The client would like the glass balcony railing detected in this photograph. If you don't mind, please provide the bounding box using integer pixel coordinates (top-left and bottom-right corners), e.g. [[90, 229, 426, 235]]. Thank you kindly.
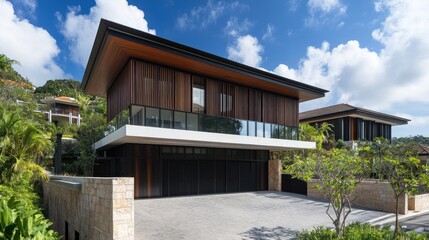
[[105, 105, 299, 140]]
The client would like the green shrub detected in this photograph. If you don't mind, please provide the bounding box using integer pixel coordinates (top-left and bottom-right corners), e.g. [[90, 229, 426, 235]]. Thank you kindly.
[[296, 222, 429, 240], [0, 197, 60, 240]]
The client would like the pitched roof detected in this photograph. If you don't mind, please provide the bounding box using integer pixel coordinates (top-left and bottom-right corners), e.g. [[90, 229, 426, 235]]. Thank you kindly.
[[415, 143, 429, 155], [299, 103, 410, 126], [81, 19, 328, 102]]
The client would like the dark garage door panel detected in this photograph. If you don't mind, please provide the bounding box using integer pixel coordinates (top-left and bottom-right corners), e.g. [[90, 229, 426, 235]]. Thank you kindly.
[[162, 159, 266, 197]]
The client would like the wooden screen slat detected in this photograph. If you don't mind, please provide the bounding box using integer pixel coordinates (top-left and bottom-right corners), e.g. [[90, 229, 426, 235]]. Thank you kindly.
[[135, 61, 159, 107], [159, 66, 174, 109], [276, 95, 286, 125], [206, 79, 221, 116], [249, 89, 262, 122], [221, 83, 235, 118], [234, 85, 249, 119], [107, 61, 132, 121], [174, 70, 191, 112], [284, 98, 299, 126], [262, 92, 277, 124]]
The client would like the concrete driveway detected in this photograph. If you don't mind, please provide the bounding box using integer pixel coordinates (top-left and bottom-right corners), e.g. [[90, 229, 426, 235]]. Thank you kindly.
[[135, 191, 390, 240]]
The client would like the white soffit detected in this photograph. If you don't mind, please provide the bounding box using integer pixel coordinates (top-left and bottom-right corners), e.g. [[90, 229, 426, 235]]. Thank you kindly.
[[95, 125, 315, 151]]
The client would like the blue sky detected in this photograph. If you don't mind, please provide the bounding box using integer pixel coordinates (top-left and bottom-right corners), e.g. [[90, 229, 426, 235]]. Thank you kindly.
[[0, 0, 428, 138]]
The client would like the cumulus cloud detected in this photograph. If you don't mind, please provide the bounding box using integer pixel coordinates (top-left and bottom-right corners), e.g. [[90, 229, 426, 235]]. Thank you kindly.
[[306, 0, 347, 26], [60, 0, 155, 67], [11, 0, 37, 17], [227, 35, 263, 68], [273, 0, 429, 135], [177, 1, 245, 30], [0, 0, 65, 86]]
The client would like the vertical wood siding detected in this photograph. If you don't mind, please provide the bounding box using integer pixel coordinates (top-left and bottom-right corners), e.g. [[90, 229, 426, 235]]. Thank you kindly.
[[174, 71, 192, 112], [107, 61, 132, 122], [107, 59, 299, 126]]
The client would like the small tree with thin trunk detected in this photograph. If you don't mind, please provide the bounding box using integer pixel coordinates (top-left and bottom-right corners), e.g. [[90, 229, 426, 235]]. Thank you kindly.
[[285, 124, 370, 238], [370, 140, 429, 239]]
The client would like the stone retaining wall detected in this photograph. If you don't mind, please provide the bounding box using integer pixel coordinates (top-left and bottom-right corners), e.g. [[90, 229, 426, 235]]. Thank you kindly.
[[43, 176, 134, 240], [409, 193, 429, 211], [307, 180, 408, 214]]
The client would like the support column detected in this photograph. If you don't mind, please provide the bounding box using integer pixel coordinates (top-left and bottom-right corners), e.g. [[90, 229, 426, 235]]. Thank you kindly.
[[69, 112, 72, 125], [268, 158, 282, 192]]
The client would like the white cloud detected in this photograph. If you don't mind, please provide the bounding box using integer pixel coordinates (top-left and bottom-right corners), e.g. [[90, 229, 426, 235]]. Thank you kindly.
[[0, 0, 65, 86], [227, 35, 263, 68], [308, 0, 346, 14], [11, 0, 37, 17], [262, 24, 275, 40], [177, 1, 244, 30], [224, 17, 252, 37], [60, 0, 156, 67], [273, 0, 429, 136], [306, 0, 347, 26]]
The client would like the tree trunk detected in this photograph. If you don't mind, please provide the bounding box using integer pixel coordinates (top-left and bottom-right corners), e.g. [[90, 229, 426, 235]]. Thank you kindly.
[[394, 196, 399, 240]]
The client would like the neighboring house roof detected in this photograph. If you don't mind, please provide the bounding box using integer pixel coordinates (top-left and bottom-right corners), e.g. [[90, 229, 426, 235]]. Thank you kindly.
[[299, 103, 410, 126], [41, 96, 80, 107], [415, 143, 429, 156], [82, 19, 328, 102]]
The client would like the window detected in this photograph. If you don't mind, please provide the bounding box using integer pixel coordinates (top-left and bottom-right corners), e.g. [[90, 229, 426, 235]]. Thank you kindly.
[[192, 77, 205, 114], [220, 93, 233, 113]]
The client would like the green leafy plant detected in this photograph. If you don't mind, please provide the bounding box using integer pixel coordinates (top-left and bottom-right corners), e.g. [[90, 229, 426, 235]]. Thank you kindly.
[[0, 197, 59, 240], [296, 222, 428, 240]]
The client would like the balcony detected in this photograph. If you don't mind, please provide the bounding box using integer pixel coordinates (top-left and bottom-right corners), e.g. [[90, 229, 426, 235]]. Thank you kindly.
[[106, 105, 299, 141]]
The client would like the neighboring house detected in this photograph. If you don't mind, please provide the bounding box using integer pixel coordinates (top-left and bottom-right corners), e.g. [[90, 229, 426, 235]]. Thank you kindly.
[[299, 104, 409, 141], [414, 143, 429, 166], [81, 19, 327, 198], [40, 96, 81, 127]]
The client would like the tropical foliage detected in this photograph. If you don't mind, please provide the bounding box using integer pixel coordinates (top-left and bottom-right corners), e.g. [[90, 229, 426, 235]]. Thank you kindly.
[[0, 197, 59, 240], [392, 135, 429, 146], [297, 222, 428, 240], [34, 79, 82, 99]]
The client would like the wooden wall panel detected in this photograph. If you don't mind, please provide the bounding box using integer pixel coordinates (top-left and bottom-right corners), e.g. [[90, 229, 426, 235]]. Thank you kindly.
[[107, 61, 132, 121], [234, 85, 249, 119], [221, 83, 235, 118], [174, 71, 191, 112], [135, 61, 159, 107], [206, 79, 221, 116], [159, 66, 174, 109], [276, 96, 286, 126], [284, 98, 298, 127], [249, 89, 262, 122], [262, 92, 277, 124]]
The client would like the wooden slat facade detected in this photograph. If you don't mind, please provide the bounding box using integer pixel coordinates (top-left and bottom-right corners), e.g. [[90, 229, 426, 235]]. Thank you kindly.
[[108, 59, 300, 126], [107, 62, 132, 121]]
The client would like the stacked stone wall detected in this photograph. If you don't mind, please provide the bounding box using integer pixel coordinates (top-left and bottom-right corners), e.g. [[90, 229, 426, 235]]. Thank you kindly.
[[43, 176, 134, 240], [409, 193, 429, 211], [307, 180, 408, 214]]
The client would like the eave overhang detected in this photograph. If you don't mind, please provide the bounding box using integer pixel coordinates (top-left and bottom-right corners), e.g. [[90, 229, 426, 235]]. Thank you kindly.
[[300, 109, 410, 126], [94, 125, 316, 151], [82, 19, 327, 102]]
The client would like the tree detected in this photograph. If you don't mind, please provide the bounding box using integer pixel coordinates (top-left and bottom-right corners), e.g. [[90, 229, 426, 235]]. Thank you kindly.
[[363, 139, 429, 239], [0, 54, 30, 84], [286, 147, 369, 238], [0, 107, 52, 185], [34, 79, 82, 99], [63, 94, 106, 175], [284, 123, 371, 238]]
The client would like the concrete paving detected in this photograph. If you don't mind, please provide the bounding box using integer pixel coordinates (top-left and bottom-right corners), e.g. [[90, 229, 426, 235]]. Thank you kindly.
[[134, 191, 390, 240]]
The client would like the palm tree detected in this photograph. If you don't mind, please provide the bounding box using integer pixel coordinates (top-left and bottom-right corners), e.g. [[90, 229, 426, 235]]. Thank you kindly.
[[0, 107, 52, 184]]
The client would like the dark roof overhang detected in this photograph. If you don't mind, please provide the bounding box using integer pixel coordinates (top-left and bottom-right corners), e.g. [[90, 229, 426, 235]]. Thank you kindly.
[[81, 19, 327, 102], [299, 104, 410, 126]]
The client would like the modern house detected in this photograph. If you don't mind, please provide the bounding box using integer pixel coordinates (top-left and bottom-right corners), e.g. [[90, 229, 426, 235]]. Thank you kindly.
[[40, 96, 81, 127], [82, 19, 327, 198], [299, 103, 409, 141]]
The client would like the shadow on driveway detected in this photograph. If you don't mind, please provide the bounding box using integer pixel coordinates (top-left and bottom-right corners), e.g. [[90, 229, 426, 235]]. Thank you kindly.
[[241, 226, 299, 240]]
